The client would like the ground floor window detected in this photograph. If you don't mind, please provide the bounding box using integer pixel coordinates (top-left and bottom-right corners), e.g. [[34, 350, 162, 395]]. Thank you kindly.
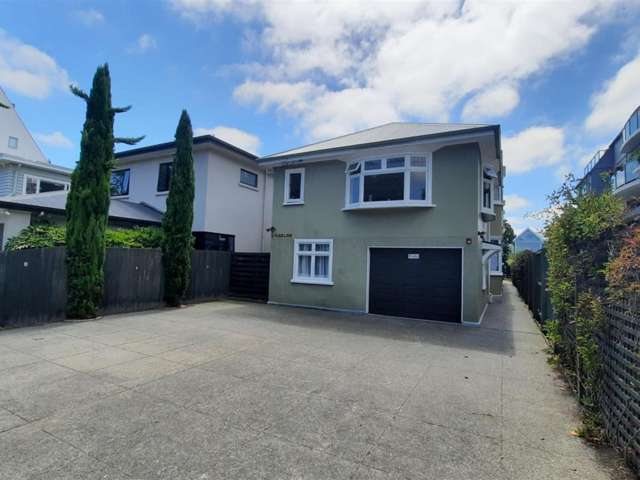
[[292, 239, 333, 285], [489, 250, 502, 274]]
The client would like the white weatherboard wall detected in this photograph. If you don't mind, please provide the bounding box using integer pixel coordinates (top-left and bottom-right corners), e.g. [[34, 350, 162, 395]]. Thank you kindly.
[[114, 146, 272, 252]]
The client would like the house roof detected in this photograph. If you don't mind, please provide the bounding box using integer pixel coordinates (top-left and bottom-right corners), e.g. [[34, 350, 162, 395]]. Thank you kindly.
[[259, 122, 500, 162], [115, 135, 258, 162], [0, 153, 73, 175], [515, 227, 545, 242], [0, 191, 163, 225]]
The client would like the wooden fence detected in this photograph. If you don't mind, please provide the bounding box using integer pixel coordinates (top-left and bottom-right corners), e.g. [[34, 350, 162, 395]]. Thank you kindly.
[[229, 252, 270, 301], [0, 247, 231, 327], [513, 250, 640, 473]]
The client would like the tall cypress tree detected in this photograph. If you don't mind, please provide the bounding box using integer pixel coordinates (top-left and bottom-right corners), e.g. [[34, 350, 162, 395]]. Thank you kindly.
[[66, 64, 142, 318], [162, 110, 195, 306]]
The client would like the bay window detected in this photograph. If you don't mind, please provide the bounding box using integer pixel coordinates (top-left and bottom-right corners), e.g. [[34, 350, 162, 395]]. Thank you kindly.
[[345, 154, 431, 208], [292, 239, 333, 285]]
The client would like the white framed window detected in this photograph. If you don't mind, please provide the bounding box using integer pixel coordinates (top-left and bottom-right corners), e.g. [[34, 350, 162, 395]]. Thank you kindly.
[[284, 168, 304, 205], [8, 136, 18, 149], [110, 169, 130, 197], [23, 175, 70, 195], [240, 168, 259, 189], [482, 178, 493, 212], [344, 153, 432, 209], [292, 239, 333, 285], [489, 250, 503, 275]]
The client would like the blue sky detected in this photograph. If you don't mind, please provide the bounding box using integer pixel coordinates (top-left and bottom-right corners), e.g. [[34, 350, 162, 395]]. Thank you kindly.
[[3, 0, 640, 233]]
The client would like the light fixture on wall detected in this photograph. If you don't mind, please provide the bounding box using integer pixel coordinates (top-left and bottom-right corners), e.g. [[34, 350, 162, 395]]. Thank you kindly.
[[466, 238, 472, 245]]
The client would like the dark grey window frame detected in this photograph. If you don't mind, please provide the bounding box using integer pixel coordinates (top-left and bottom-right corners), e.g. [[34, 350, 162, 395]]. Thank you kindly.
[[240, 168, 259, 189], [157, 162, 173, 193]]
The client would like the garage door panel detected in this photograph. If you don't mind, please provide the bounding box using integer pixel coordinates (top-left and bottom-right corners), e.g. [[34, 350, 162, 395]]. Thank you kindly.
[[369, 248, 462, 323]]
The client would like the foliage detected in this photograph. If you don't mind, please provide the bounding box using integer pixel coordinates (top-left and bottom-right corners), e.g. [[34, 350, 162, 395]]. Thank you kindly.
[[544, 175, 624, 319], [502, 219, 516, 275], [606, 226, 640, 305], [162, 110, 195, 306], [65, 64, 142, 318], [5, 225, 163, 251], [510, 250, 534, 296], [4, 225, 66, 251], [575, 292, 605, 409]]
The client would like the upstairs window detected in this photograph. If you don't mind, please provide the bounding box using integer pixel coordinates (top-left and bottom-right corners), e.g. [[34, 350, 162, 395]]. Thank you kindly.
[[8, 136, 18, 149], [345, 154, 431, 208], [292, 239, 333, 285], [240, 168, 258, 189], [24, 176, 69, 195], [284, 168, 304, 204], [110, 169, 130, 197], [482, 179, 492, 210], [157, 162, 173, 193]]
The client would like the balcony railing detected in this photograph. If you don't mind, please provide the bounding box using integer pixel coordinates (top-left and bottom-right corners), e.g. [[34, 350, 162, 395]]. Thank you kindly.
[[583, 149, 606, 177], [622, 106, 640, 154]]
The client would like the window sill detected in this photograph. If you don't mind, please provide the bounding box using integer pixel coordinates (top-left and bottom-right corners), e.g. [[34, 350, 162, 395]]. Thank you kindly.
[[283, 200, 304, 206], [493, 201, 505, 206], [490, 272, 504, 277], [290, 278, 334, 286], [343, 202, 435, 211], [239, 182, 259, 192], [156, 191, 169, 196], [111, 195, 130, 200]]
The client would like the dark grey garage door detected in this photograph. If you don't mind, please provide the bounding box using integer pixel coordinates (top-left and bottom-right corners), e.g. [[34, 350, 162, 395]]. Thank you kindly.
[[369, 248, 462, 323]]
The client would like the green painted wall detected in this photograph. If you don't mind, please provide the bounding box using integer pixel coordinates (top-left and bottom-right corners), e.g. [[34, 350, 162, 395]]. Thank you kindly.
[[268, 142, 487, 323]]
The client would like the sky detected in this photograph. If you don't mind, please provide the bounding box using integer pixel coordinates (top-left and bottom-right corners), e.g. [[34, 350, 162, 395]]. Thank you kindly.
[[3, 0, 640, 233]]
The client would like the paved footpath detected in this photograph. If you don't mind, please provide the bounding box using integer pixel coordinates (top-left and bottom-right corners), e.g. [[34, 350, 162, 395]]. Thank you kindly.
[[0, 281, 633, 479]]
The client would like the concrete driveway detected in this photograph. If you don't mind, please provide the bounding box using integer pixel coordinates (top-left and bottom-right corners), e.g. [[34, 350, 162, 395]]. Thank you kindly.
[[0, 283, 630, 479]]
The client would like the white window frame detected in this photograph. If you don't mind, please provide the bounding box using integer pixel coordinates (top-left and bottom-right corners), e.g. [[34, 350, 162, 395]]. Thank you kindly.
[[482, 177, 494, 213], [110, 168, 131, 198], [343, 153, 433, 210], [489, 249, 503, 275], [284, 168, 305, 205], [23, 175, 70, 195], [239, 168, 259, 190], [291, 238, 334, 285]]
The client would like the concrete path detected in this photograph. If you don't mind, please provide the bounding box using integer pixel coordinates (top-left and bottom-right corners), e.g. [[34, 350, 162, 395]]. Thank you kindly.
[[0, 282, 631, 479]]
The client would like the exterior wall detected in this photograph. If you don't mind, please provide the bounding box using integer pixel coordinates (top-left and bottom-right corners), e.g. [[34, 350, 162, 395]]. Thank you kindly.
[[0, 167, 15, 196], [490, 275, 503, 296], [0, 89, 48, 165], [115, 148, 270, 252], [268, 142, 486, 323], [0, 210, 31, 250]]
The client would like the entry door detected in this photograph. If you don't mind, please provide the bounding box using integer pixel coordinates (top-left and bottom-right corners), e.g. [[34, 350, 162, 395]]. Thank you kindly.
[[369, 248, 462, 323]]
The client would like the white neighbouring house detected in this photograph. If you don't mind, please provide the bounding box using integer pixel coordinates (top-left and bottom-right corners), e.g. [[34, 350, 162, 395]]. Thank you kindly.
[[110, 135, 273, 252], [0, 87, 73, 249]]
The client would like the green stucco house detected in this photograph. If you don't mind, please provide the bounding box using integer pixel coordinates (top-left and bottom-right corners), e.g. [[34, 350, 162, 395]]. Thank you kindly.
[[258, 123, 505, 325]]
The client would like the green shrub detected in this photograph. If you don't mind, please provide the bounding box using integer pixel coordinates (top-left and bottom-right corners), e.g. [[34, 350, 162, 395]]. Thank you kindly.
[[5, 225, 163, 252]]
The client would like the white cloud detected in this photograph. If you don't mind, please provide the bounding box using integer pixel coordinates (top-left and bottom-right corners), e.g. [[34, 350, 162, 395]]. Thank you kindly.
[[585, 51, 640, 133], [503, 126, 566, 174], [462, 84, 520, 121], [0, 30, 71, 99], [194, 125, 261, 154], [173, 0, 620, 140], [504, 194, 531, 212], [34, 131, 73, 149], [128, 34, 157, 54], [74, 9, 105, 27]]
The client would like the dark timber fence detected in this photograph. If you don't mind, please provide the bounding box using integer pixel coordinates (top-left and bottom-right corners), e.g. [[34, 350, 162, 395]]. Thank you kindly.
[[229, 252, 270, 301], [0, 247, 231, 328], [513, 250, 640, 473]]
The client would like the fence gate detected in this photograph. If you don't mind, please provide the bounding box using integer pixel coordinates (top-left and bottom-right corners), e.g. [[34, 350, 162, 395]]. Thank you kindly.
[[229, 253, 270, 301]]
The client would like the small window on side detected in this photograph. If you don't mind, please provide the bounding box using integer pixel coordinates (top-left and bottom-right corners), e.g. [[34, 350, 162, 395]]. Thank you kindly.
[[157, 162, 173, 193], [284, 168, 304, 204], [240, 168, 259, 188], [8, 136, 18, 149]]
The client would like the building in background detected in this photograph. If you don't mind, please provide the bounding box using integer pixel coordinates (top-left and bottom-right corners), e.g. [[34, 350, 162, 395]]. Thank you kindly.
[[0, 87, 72, 197], [579, 105, 640, 218], [513, 228, 545, 254]]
